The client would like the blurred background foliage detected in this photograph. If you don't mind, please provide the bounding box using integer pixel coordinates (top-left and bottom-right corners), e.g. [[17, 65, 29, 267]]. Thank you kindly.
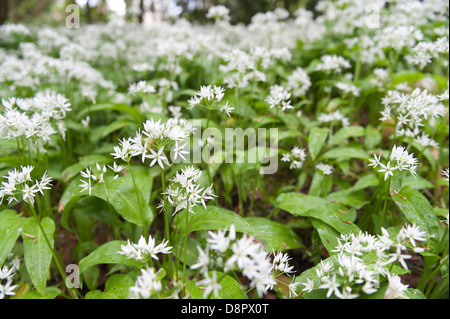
[[0, 0, 319, 26]]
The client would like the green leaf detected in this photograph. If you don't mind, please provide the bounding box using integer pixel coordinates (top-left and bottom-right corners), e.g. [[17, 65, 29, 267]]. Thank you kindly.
[[365, 125, 382, 150], [308, 127, 329, 160], [60, 173, 154, 229], [85, 274, 134, 299], [393, 186, 440, 249], [173, 206, 254, 237], [77, 103, 143, 123], [22, 217, 55, 296], [276, 193, 360, 235], [0, 210, 26, 267], [310, 219, 340, 254], [19, 286, 61, 299], [190, 272, 248, 299], [329, 126, 365, 146], [78, 241, 143, 278], [245, 217, 305, 251], [321, 147, 370, 160]]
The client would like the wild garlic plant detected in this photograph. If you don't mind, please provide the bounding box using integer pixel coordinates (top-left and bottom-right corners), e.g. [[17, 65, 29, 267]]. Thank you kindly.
[[188, 85, 234, 127], [0, 91, 71, 166], [296, 224, 427, 299], [118, 234, 172, 299], [191, 225, 296, 299]]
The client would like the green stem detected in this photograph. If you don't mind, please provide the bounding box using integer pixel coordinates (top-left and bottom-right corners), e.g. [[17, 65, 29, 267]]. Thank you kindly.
[[206, 108, 212, 129], [103, 183, 120, 240], [27, 203, 79, 299], [160, 167, 170, 244], [183, 204, 190, 296], [379, 176, 391, 233], [128, 162, 147, 238]]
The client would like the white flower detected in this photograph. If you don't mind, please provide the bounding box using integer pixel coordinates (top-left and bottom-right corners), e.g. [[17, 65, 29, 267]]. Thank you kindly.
[[0, 279, 17, 299], [288, 278, 301, 298], [301, 278, 315, 293], [219, 101, 234, 117], [197, 271, 222, 299], [384, 274, 409, 299], [118, 235, 172, 263], [316, 163, 334, 175], [191, 246, 210, 274], [320, 274, 341, 298], [128, 81, 156, 95], [147, 146, 171, 169], [129, 268, 163, 299], [378, 161, 397, 181]]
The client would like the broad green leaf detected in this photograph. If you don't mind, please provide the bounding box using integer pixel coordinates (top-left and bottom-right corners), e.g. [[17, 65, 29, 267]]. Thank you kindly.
[[390, 170, 404, 195], [77, 103, 143, 123], [321, 147, 370, 160], [90, 120, 137, 143], [173, 206, 254, 237], [0, 210, 26, 267], [174, 237, 201, 267], [352, 173, 380, 191], [20, 286, 61, 299], [85, 274, 134, 299], [189, 272, 248, 299], [365, 125, 382, 150], [402, 174, 434, 190], [78, 241, 143, 278], [310, 219, 340, 254], [329, 126, 365, 146], [276, 193, 360, 235], [327, 190, 368, 209], [245, 217, 305, 251], [22, 217, 55, 296], [309, 171, 333, 197], [393, 186, 440, 249], [60, 173, 153, 229], [308, 127, 329, 160]]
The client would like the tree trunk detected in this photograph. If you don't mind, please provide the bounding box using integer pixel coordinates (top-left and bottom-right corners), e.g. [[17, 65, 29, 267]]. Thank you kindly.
[[138, 0, 144, 24], [0, 0, 9, 25], [86, 0, 93, 24]]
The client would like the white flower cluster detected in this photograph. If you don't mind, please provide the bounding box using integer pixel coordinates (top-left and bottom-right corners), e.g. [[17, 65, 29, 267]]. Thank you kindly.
[[301, 223, 426, 299], [160, 166, 217, 215], [281, 146, 307, 170], [286, 67, 311, 98], [118, 235, 171, 299], [206, 5, 231, 21], [315, 55, 351, 74], [369, 145, 418, 181], [265, 84, 293, 112], [335, 81, 360, 97], [316, 163, 334, 176], [191, 225, 295, 298], [380, 88, 448, 148], [129, 267, 164, 299], [318, 110, 350, 127], [406, 37, 449, 70], [0, 91, 71, 144], [78, 162, 124, 196], [111, 118, 195, 168], [128, 81, 156, 95], [443, 168, 449, 182], [0, 165, 52, 205], [188, 85, 233, 117], [0, 265, 18, 299], [118, 234, 172, 263]]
